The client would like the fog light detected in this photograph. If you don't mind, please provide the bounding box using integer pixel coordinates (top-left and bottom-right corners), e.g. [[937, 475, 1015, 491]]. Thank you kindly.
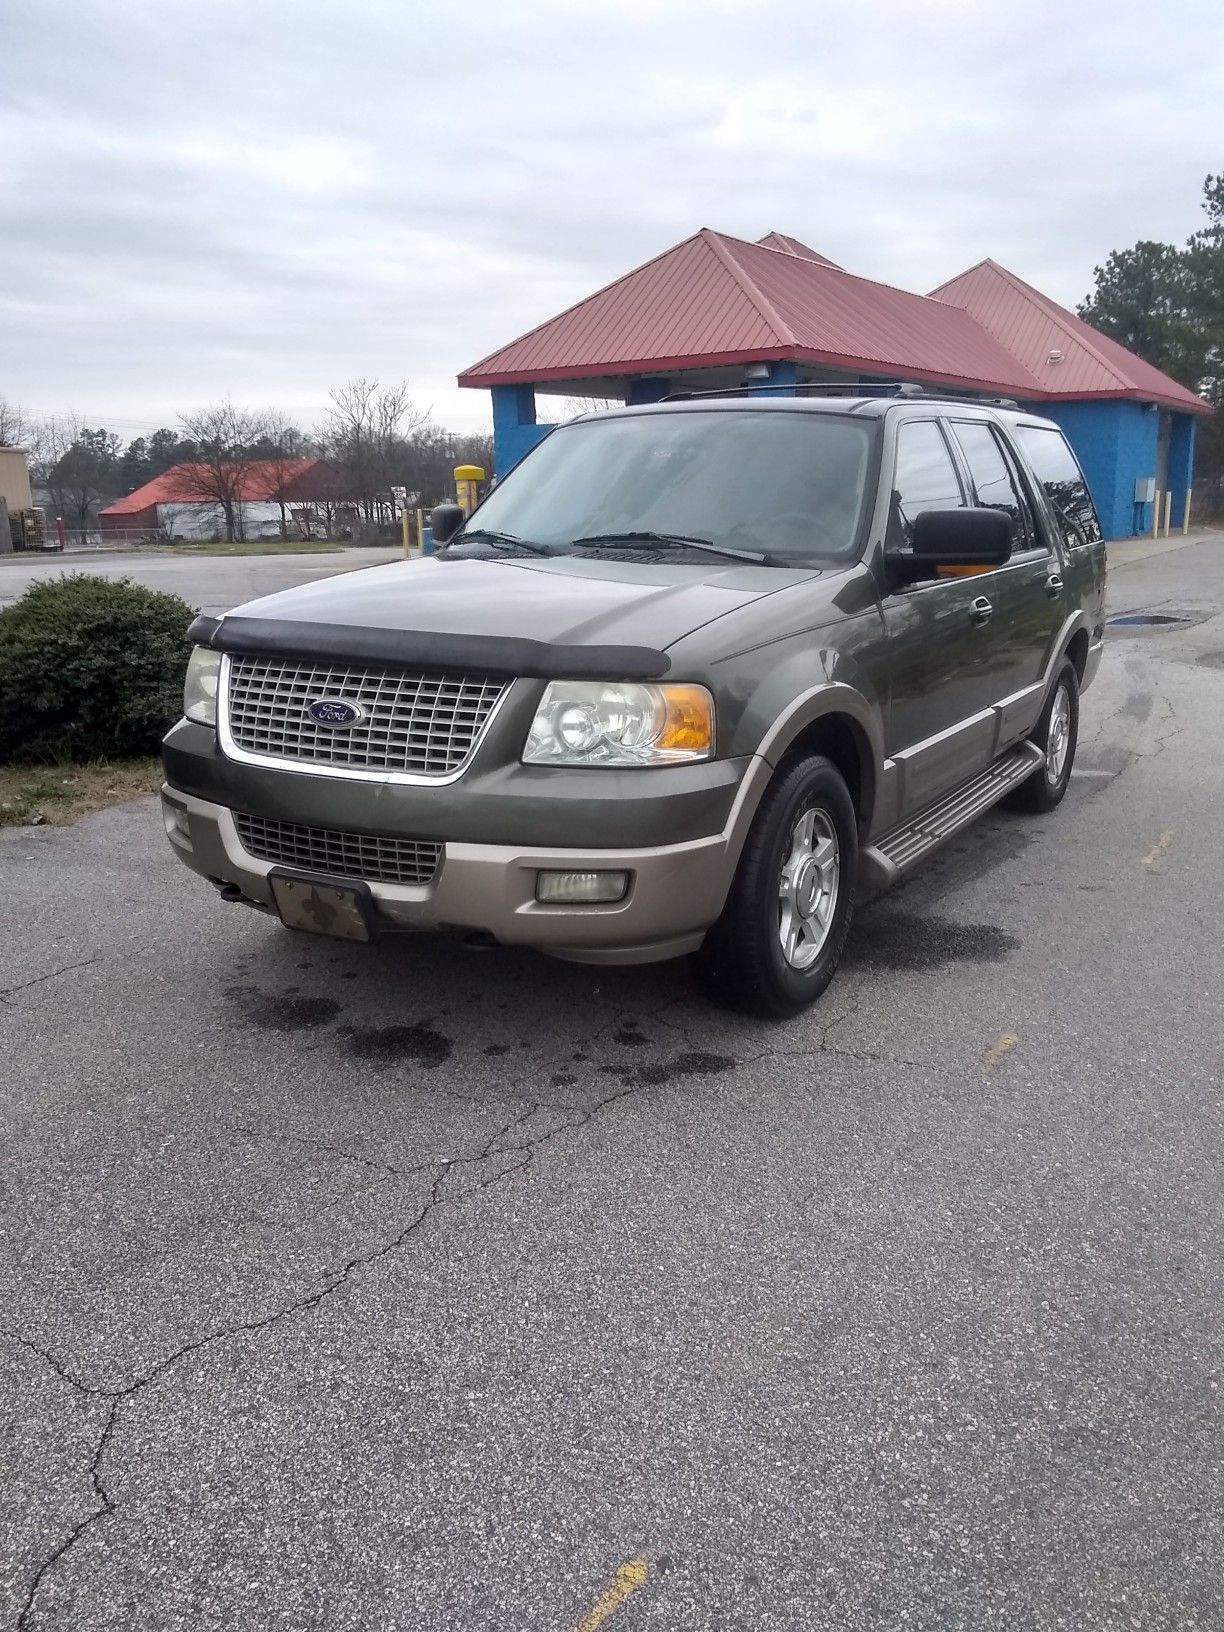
[[162, 796, 191, 851], [535, 869, 629, 904]]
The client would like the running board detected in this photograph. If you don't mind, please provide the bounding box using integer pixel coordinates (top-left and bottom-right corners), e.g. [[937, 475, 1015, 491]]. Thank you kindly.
[[860, 742, 1043, 888]]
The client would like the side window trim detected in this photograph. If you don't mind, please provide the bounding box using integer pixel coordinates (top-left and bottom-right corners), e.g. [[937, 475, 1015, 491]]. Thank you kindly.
[[1015, 424, 1104, 549], [991, 425, 1049, 555], [888, 417, 970, 549], [947, 417, 1045, 558]]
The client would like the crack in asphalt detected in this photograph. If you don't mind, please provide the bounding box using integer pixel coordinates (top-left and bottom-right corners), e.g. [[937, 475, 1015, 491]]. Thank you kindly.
[[221, 1121, 438, 1180], [5, 1073, 647, 1626], [0, 958, 98, 1005], [652, 984, 918, 1069]]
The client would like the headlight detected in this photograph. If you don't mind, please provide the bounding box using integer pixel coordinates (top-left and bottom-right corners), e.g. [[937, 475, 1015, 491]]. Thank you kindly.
[[523, 680, 714, 767], [184, 646, 222, 726]]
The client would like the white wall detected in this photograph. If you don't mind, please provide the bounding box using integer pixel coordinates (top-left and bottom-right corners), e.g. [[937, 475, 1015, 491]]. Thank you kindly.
[[155, 501, 284, 541]]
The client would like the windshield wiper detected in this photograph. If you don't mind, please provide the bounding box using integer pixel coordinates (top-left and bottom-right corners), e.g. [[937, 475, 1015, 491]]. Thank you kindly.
[[571, 531, 779, 565], [448, 528, 553, 556]]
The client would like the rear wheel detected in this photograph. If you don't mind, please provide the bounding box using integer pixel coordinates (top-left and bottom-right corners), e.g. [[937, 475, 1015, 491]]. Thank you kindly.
[[694, 754, 857, 1018], [1008, 658, 1079, 813]]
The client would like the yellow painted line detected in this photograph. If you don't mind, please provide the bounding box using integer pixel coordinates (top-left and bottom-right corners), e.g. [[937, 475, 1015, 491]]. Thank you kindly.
[[1142, 829, 1174, 870], [574, 1556, 651, 1632], [983, 1030, 1019, 1074]]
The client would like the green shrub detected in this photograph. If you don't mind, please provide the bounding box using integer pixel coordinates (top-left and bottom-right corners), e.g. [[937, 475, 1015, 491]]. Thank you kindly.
[[0, 574, 195, 763]]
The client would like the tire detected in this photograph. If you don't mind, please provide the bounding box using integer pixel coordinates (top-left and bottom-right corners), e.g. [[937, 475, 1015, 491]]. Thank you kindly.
[[694, 754, 858, 1018], [1007, 658, 1079, 814]]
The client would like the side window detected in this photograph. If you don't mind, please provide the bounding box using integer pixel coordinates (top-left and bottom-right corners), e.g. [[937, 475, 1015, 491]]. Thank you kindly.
[[1016, 425, 1104, 548], [890, 421, 964, 548], [950, 421, 1036, 551]]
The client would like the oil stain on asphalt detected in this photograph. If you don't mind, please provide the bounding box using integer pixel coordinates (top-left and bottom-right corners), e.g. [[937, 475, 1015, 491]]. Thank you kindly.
[[341, 1023, 452, 1068], [846, 912, 1020, 971], [224, 986, 342, 1030]]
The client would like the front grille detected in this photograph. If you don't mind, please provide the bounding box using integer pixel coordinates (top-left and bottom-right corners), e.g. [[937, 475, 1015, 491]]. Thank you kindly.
[[224, 654, 507, 777], [234, 811, 441, 886]]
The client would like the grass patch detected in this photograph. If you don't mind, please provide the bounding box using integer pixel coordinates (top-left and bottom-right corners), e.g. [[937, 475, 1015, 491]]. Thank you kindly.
[[0, 758, 162, 828]]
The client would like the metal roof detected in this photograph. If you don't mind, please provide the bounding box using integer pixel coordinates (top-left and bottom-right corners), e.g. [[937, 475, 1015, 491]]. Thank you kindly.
[[754, 231, 842, 269], [460, 229, 1040, 396], [930, 259, 1208, 414], [460, 229, 1208, 414]]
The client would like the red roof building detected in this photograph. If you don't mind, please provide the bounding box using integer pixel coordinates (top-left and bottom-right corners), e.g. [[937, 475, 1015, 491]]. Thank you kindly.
[[460, 229, 1208, 538], [100, 458, 347, 537]]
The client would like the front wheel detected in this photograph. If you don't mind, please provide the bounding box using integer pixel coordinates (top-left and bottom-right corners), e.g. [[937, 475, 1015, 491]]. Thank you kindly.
[[694, 754, 858, 1018], [1007, 658, 1079, 814]]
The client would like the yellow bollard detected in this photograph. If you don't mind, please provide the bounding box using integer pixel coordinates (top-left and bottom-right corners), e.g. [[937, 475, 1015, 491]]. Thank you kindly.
[[454, 464, 486, 516], [416, 508, 425, 552], [1182, 489, 1192, 535], [1163, 490, 1173, 538]]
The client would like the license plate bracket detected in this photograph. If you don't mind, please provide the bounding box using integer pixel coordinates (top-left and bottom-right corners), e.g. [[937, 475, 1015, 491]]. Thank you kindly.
[[268, 869, 375, 942]]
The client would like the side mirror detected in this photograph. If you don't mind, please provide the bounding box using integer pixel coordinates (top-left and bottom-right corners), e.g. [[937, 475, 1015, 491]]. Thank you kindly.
[[430, 503, 465, 545], [887, 507, 1012, 583]]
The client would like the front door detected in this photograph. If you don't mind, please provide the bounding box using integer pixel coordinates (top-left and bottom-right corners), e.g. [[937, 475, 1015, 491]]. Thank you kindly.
[[882, 418, 1015, 814], [945, 418, 1065, 746]]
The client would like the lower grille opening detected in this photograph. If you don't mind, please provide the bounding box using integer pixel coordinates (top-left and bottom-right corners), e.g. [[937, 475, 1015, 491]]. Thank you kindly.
[[234, 811, 441, 887]]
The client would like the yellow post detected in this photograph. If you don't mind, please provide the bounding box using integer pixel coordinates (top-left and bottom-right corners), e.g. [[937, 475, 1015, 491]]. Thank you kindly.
[[401, 508, 411, 555], [1163, 489, 1173, 538], [1151, 491, 1160, 540], [454, 463, 486, 516], [1182, 489, 1192, 535], [416, 508, 425, 552]]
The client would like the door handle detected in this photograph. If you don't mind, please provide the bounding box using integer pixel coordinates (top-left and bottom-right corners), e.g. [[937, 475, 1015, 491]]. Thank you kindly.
[[969, 596, 993, 624], [1045, 573, 1063, 597]]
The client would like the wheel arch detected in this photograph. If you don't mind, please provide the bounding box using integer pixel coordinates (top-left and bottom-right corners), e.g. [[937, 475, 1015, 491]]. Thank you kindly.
[[1064, 625, 1089, 682], [776, 710, 877, 836], [734, 683, 884, 844]]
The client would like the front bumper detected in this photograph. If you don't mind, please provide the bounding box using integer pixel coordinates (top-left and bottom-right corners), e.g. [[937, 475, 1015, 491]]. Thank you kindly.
[[161, 785, 740, 964]]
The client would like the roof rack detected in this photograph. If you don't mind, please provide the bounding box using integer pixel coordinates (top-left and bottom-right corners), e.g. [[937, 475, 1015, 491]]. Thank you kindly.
[[660, 380, 1020, 409]]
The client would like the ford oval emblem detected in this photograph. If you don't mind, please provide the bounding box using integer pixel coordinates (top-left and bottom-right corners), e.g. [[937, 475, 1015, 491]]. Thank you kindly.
[[307, 698, 364, 727]]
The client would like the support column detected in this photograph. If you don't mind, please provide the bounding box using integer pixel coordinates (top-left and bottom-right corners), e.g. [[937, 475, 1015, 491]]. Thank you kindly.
[[1166, 413, 1197, 530], [626, 377, 670, 405], [490, 384, 552, 477], [756, 360, 797, 397]]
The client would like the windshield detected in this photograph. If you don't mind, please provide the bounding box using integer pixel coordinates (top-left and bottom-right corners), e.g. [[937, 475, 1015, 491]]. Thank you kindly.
[[464, 409, 876, 563]]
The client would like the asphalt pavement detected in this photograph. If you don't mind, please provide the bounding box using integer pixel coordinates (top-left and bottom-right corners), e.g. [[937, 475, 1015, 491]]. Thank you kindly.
[[2, 534, 1223, 1630], [0, 547, 401, 614]]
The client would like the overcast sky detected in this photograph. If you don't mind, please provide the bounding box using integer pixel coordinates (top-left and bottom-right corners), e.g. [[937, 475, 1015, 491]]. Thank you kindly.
[[3, 0, 1221, 440]]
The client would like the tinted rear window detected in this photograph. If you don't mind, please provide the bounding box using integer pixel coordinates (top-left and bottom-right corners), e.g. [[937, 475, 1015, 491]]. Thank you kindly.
[[1016, 426, 1102, 546]]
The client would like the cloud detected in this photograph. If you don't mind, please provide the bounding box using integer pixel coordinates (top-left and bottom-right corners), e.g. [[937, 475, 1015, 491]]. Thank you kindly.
[[2, 0, 1221, 437]]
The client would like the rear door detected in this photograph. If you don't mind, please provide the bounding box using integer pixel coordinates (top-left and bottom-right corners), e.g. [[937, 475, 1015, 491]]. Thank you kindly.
[[1014, 420, 1107, 655], [946, 418, 1064, 746], [881, 418, 1018, 813]]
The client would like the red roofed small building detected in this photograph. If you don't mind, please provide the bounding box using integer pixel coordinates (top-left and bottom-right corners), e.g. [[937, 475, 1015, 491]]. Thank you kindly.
[[100, 458, 353, 540], [459, 229, 1209, 539]]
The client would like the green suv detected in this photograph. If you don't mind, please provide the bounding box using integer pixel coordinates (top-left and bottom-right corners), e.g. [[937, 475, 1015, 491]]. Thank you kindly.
[[162, 390, 1105, 1017]]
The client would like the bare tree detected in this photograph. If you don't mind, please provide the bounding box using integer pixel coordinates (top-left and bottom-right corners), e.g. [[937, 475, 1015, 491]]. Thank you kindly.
[[27, 414, 83, 522], [175, 400, 271, 541], [257, 414, 314, 538], [0, 397, 30, 447], [548, 394, 623, 422], [323, 378, 430, 527]]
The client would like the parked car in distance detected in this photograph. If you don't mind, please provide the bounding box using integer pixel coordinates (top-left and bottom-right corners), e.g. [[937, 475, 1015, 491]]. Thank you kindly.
[[162, 387, 1106, 1017]]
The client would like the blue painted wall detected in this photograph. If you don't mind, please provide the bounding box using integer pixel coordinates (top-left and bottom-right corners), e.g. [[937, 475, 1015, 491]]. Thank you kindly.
[[627, 377, 670, 404], [1027, 399, 1159, 540], [491, 384, 552, 476], [1166, 413, 1197, 528], [757, 360, 797, 396]]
